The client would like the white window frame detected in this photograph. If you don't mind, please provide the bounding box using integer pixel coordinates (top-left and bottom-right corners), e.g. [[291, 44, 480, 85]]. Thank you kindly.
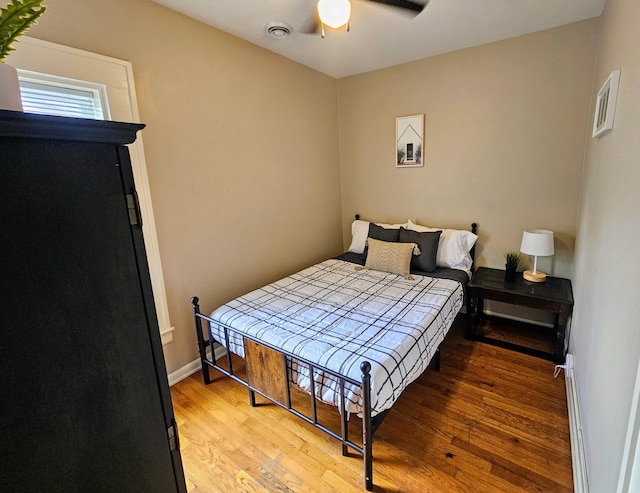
[[7, 37, 174, 345], [18, 70, 109, 120]]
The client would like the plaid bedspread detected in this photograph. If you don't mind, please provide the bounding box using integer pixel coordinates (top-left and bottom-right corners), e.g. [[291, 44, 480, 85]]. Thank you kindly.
[[209, 259, 464, 417]]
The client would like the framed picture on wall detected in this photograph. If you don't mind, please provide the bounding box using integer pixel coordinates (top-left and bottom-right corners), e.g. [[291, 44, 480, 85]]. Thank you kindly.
[[396, 114, 424, 167]]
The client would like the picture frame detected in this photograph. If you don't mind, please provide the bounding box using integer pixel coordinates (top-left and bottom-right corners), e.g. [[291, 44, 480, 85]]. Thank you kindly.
[[592, 70, 621, 138], [396, 114, 424, 167]]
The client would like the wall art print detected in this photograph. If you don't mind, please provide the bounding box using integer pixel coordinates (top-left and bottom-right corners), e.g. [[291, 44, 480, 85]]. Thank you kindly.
[[396, 114, 424, 167]]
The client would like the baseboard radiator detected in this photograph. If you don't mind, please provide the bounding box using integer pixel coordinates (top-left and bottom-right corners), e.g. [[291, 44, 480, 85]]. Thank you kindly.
[[563, 353, 589, 493]]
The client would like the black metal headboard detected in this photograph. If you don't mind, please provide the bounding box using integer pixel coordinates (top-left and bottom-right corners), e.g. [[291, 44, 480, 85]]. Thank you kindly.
[[470, 222, 478, 273]]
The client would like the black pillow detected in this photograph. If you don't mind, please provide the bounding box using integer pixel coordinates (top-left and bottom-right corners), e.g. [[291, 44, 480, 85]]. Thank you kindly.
[[399, 227, 442, 272], [361, 223, 401, 261]]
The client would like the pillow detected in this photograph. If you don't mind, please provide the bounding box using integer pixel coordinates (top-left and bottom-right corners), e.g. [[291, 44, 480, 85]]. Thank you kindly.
[[348, 220, 408, 254], [368, 222, 400, 242], [348, 220, 370, 254], [399, 227, 441, 272], [361, 223, 402, 261], [363, 238, 416, 279], [407, 219, 478, 272], [375, 221, 409, 230]]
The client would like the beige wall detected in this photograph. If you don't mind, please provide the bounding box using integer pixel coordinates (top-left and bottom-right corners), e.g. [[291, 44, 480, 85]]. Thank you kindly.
[[27, 0, 343, 373], [20, 1, 640, 487], [337, 20, 598, 279], [572, 0, 640, 490]]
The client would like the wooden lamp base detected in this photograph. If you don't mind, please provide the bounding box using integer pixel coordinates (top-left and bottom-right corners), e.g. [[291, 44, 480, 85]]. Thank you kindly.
[[523, 270, 547, 282]]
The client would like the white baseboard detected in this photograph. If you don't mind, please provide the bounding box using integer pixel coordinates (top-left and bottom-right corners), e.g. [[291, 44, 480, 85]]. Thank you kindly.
[[167, 346, 226, 387], [167, 358, 202, 387], [564, 353, 589, 493]]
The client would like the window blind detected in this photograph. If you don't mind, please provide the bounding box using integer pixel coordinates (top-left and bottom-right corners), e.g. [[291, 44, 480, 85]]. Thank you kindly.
[[19, 80, 104, 120]]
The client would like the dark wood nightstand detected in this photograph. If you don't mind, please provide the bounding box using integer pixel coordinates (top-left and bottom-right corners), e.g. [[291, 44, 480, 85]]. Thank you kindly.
[[467, 267, 574, 363]]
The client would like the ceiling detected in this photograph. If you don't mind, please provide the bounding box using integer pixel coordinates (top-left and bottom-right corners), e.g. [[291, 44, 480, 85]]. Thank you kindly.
[[150, 0, 606, 79]]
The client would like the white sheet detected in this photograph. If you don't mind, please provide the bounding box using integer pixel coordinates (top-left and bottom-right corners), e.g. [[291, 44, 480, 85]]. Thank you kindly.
[[209, 259, 464, 416]]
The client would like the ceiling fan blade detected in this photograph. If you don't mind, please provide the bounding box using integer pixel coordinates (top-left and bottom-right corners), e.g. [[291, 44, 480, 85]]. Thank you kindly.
[[301, 0, 426, 36], [367, 0, 426, 14]]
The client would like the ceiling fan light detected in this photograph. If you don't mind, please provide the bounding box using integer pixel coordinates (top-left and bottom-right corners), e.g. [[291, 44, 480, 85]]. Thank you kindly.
[[317, 0, 351, 29]]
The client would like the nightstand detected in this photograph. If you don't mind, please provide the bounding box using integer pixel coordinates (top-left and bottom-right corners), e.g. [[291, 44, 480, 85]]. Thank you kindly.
[[467, 267, 573, 363]]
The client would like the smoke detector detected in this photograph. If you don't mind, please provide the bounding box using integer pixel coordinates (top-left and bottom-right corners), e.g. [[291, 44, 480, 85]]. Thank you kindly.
[[266, 22, 292, 39]]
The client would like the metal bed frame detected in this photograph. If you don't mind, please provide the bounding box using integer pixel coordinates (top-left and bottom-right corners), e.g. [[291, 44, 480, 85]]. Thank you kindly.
[[191, 220, 477, 490], [191, 297, 414, 490]]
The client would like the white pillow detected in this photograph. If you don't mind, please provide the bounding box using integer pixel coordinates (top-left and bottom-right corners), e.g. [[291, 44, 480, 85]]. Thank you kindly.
[[407, 219, 477, 272], [376, 222, 409, 229], [347, 220, 409, 254]]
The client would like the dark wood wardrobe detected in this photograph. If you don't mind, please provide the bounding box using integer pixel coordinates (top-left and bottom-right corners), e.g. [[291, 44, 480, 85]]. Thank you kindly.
[[0, 109, 186, 492]]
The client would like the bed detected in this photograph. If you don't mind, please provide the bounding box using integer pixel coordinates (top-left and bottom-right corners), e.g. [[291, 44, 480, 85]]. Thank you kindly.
[[191, 218, 478, 490]]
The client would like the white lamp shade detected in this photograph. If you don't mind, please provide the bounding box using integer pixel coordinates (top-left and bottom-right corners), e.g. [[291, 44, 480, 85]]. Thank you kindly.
[[317, 0, 351, 29], [520, 229, 555, 256]]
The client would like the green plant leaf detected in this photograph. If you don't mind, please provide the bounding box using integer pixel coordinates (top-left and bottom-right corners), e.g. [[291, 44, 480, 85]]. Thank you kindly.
[[505, 250, 521, 267], [0, 0, 47, 62]]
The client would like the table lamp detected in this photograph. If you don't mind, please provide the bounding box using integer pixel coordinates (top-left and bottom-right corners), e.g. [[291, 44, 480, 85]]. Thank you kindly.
[[520, 229, 554, 282]]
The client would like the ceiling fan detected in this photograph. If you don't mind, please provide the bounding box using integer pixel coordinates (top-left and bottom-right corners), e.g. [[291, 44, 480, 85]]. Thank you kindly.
[[306, 0, 428, 38]]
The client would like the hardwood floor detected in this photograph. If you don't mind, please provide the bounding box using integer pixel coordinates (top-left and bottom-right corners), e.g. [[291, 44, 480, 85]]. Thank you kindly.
[[170, 316, 573, 492]]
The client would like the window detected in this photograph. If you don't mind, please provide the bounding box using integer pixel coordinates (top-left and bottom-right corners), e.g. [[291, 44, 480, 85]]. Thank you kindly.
[[18, 70, 108, 120]]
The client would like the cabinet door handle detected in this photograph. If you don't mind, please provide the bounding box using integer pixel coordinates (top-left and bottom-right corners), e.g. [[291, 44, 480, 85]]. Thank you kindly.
[[126, 190, 142, 227]]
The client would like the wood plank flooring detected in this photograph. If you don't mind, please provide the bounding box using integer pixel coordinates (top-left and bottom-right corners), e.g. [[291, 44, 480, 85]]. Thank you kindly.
[[170, 316, 573, 492]]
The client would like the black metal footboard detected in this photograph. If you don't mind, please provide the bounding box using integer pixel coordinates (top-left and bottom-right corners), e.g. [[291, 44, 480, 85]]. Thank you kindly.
[[191, 297, 376, 490]]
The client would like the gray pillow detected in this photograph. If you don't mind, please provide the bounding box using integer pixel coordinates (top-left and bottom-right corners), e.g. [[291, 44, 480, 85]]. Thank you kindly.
[[368, 223, 400, 242], [362, 223, 401, 261], [399, 227, 442, 272]]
